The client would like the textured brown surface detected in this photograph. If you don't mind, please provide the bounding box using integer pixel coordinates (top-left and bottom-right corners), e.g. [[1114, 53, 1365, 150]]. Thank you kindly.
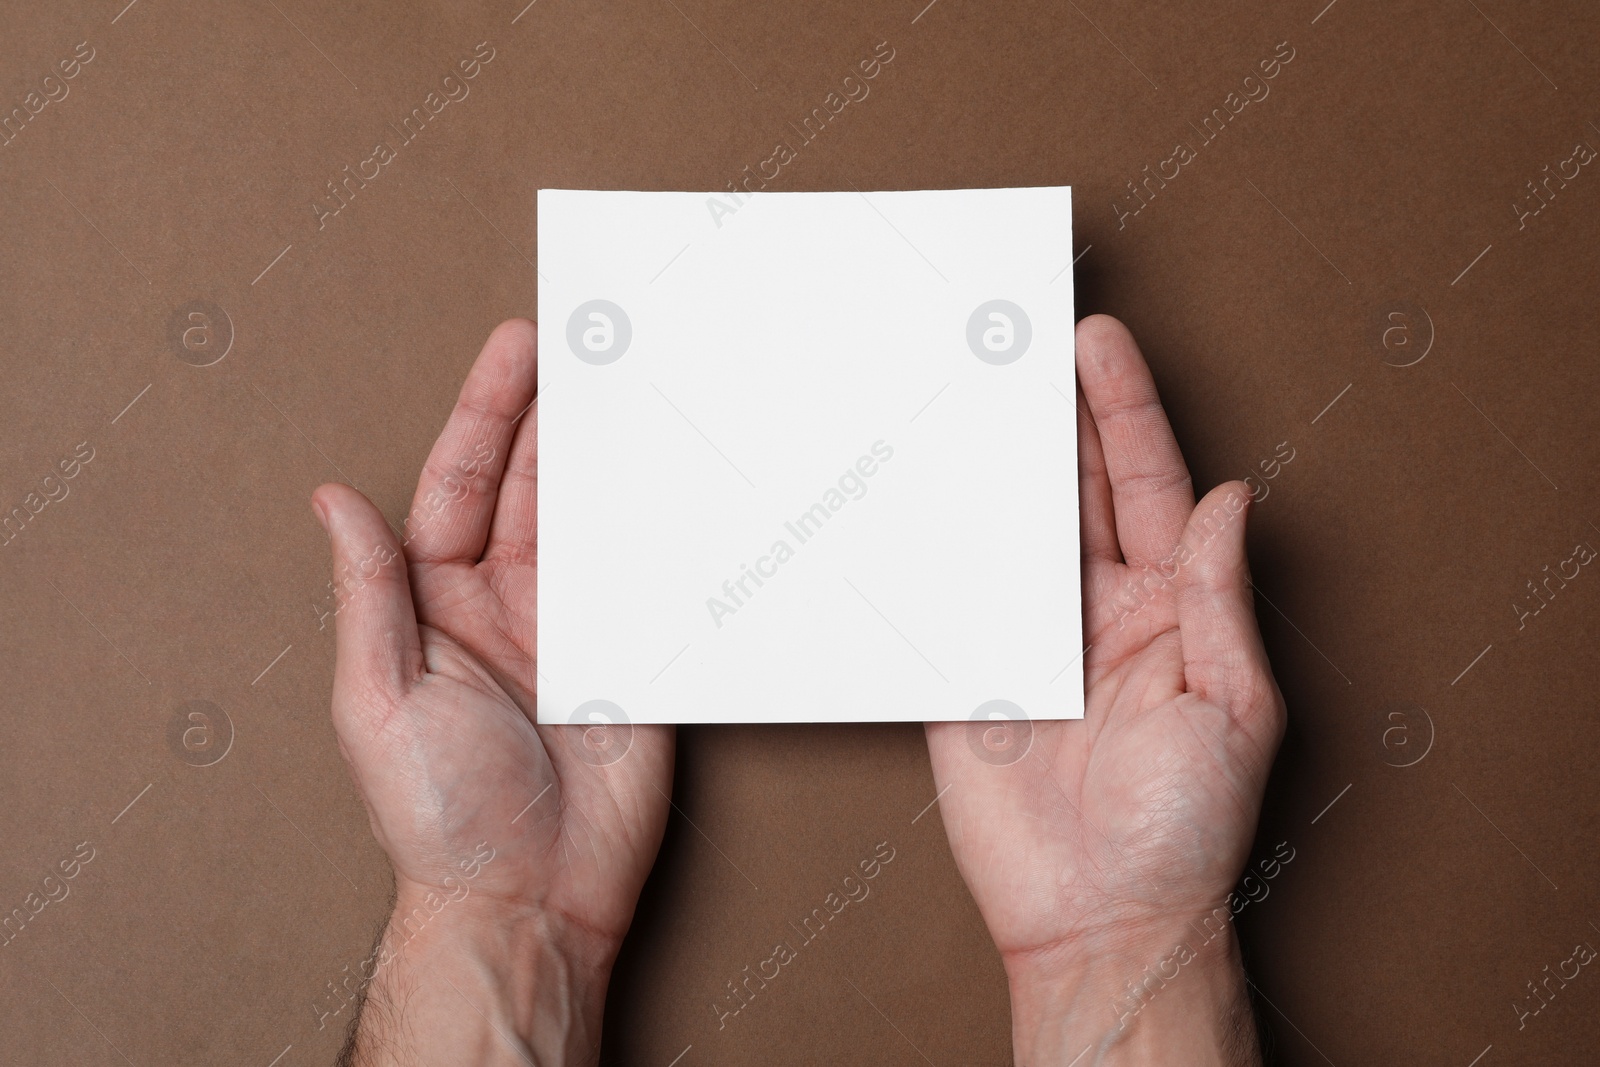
[[2, 0, 1598, 1064]]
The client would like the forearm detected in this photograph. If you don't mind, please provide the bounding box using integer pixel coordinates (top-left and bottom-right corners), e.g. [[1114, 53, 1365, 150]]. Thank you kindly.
[[1006, 917, 1260, 1067], [342, 888, 616, 1067]]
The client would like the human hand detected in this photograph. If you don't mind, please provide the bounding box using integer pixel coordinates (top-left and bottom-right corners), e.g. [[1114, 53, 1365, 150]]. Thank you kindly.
[[924, 315, 1285, 1065], [312, 320, 674, 1066]]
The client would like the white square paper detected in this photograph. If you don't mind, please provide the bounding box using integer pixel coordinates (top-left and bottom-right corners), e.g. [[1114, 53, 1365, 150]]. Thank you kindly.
[[537, 187, 1081, 725]]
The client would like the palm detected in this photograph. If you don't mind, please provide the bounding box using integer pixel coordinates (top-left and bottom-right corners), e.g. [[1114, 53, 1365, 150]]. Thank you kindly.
[[926, 316, 1283, 964], [318, 319, 672, 946]]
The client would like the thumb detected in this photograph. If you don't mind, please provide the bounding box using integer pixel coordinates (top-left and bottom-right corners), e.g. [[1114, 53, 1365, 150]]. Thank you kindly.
[[312, 483, 423, 703], [1173, 481, 1281, 730]]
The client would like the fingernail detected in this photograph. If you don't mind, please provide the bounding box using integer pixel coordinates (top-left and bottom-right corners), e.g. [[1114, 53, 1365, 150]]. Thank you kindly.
[[311, 496, 329, 532]]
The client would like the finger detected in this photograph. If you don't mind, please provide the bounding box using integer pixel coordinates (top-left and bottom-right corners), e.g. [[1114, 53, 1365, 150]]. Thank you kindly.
[[312, 483, 424, 698], [405, 319, 538, 564], [1075, 314, 1194, 565], [1076, 380, 1120, 564], [484, 369, 538, 566], [1173, 481, 1280, 727]]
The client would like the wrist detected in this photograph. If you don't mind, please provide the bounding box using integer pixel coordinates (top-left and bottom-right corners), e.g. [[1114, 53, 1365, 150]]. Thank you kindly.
[[1004, 912, 1259, 1067], [345, 880, 617, 1067]]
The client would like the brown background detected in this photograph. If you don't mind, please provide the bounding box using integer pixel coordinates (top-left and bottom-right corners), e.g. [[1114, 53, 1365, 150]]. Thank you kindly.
[[2, 0, 1598, 1063]]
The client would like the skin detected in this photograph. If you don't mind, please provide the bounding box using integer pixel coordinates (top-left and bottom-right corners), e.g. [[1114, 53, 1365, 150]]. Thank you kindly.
[[313, 319, 673, 1066], [315, 314, 1284, 1065], [926, 315, 1286, 1064]]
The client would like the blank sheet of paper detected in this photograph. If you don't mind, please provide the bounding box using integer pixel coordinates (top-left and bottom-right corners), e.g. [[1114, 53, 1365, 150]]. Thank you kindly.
[[537, 187, 1080, 725]]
